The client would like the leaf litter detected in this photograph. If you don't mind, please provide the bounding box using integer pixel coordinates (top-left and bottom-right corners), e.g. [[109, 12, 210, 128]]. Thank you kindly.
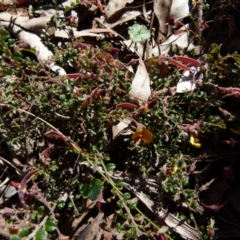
[[0, 0, 240, 239]]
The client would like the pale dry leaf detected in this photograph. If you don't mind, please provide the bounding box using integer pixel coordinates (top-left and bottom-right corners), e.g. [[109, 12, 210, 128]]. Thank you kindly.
[[176, 66, 203, 93], [4, 185, 17, 199], [72, 199, 97, 230], [154, 0, 189, 42], [170, 0, 190, 19], [73, 212, 104, 240], [105, 0, 134, 19], [124, 24, 199, 57], [159, 24, 199, 54], [154, 0, 172, 41], [104, 10, 141, 29], [129, 58, 151, 102], [112, 117, 133, 140], [123, 181, 201, 240], [104, 1, 153, 24]]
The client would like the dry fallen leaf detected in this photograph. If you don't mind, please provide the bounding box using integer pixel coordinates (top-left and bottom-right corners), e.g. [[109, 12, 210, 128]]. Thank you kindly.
[[129, 58, 151, 103], [112, 117, 133, 140], [105, 0, 135, 20], [154, 0, 190, 42]]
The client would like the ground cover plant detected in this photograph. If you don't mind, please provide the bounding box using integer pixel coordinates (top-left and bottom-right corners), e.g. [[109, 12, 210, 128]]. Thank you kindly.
[[1, 0, 240, 239]]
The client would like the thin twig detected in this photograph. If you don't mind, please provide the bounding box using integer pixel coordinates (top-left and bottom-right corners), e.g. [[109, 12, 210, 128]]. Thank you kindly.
[[100, 160, 143, 236], [17, 108, 61, 133]]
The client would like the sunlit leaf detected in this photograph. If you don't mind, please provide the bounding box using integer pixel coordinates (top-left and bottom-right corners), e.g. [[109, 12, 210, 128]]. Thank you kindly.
[[106, 163, 116, 171], [35, 229, 48, 240], [87, 178, 102, 201], [116, 103, 138, 110], [175, 56, 202, 67], [169, 59, 191, 71], [19, 226, 31, 237], [45, 220, 57, 232]]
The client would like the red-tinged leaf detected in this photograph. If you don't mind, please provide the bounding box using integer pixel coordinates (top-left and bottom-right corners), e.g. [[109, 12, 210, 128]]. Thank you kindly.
[[175, 56, 202, 67], [174, 29, 195, 35], [104, 47, 122, 53], [11, 181, 21, 188], [198, 20, 209, 29], [65, 73, 82, 79], [20, 170, 40, 191], [174, 29, 186, 35], [40, 146, 56, 165], [16, 0, 27, 4], [116, 103, 138, 110], [147, 99, 157, 109], [169, 59, 191, 71], [44, 131, 69, 146], [18, 169, 40, 209], [45, 131, 67, 141], [158, 234, 169, 240]]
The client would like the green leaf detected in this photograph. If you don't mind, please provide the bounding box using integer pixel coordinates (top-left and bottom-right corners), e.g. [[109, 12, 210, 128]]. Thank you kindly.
[[117, 209, 123, 216], [106, 163, 116, 171], [128, 24, 150, 42], [45, 220, 57, 232], [114, 179, 123, 187], [128, 202, 137, 209], [0, 28, 10, 41], [123, 192, 131, 200], [31, 213, 37, 221], [35, 229, 48, 240], [117, 200, 123, 208], [37, 206, 45, 214], [18, 226, 31, 237], [88, 178, 102, 200], [9, 235, 20, 240], [115, 222, 121, 230], [13, 52, 23, 61], [57, 201, 65, 209], [128, 227, 137, 238]]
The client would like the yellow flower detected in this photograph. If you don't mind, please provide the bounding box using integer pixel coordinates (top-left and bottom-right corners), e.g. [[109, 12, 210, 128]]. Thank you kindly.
[[190, 135, 201, 148]]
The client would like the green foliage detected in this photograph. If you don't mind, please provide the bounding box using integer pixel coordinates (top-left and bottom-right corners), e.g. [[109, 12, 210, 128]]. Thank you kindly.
[[1, 1, 240, 239], [79, 178, 102, 201], [45, 220, 57, 233], [128, 24, 151, 42], [18, 227, 31, 237], [35, 229, 48, 240]]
